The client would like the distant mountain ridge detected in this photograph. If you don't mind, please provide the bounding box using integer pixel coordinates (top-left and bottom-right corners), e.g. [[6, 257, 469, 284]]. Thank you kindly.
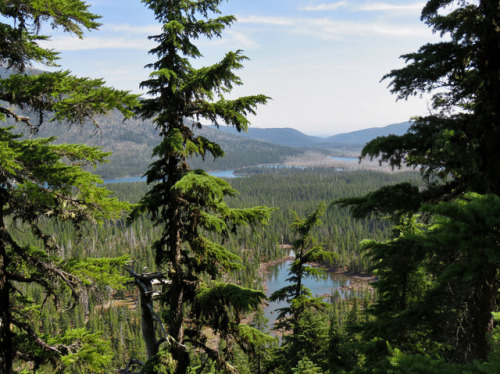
[[5, 110, 305, 179], [324, 122, 411, 145], [1, 66, 413, 178], [5, 114, 412, 178], [210, 121, 411, 148], [209, 125, 325, 147]]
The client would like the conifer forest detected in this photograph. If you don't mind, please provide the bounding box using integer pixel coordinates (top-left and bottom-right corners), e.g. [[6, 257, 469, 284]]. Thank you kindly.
[[1, 0, 500, 373]]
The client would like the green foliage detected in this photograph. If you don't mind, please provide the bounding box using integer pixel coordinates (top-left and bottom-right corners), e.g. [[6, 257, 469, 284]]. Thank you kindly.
[[0, 165, 417, 373], [271, 205, 333, 330], [269, 205, 334, 372], [291, 356, 323, 374], [0, 72, 138, 129], [235, 323, 276, 347], [131, 0, 273, 372], [387, 339, 500, 374], [338, 0, 500, 369], [195, 282, 266, 329], [1, 129, 132, 372], [0, 1, 139, 373], [143, 349, 177, 374], [50, 328, 113, 374]]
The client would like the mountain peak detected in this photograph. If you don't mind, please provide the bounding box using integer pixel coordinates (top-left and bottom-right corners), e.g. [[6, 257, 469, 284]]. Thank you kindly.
[[208, 121, 411, 148]]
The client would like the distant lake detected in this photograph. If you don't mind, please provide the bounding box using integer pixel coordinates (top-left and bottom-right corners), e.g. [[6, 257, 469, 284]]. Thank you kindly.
[[263, 260, 352, 330], [103, 170, 240, 184], [209, 170, 241, 178], [329, 156, 359, 162], [260, 164, 307, 170], [104, 176, 147, 184]]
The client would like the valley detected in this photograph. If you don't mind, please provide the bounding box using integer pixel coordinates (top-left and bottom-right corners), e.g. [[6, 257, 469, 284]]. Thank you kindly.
[[5, 98, 411, 179]]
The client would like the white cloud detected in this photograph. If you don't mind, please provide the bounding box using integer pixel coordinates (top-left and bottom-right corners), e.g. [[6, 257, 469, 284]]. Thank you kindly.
[[299, 2, 425, 14], [300, 1, 348, 11], [41, 35, 154, 51], [38, 23, 161, 51], [236, 15, 430, 39], [225, 30, 260, 49], [302, 19, 429, 39], [198, 30, 260, 49], [355, 2, 425, 13], [237, 15, 295, 26], [105, 24, 160, 34]]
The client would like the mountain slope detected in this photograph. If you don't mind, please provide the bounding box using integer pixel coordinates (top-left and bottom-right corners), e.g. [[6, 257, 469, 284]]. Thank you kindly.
[[210, 125, 324, 147], [6, 112, 304, 178], [323, 122, 411, 145], [210, 122, 412, 149], [5, 117, 413, 178]]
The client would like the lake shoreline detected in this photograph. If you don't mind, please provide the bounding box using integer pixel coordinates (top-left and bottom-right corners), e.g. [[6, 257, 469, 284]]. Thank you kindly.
[[258, 256, 295, 294], [258, 256, 375, 296]]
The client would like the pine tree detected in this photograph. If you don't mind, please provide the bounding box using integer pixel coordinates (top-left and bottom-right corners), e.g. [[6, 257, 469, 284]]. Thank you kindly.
[[0, 1, 139, 372], [269, 204, 334, 372], [291, 356, 323, 374], [270, 204, 333, 333], [328, 306, 350, 372], [131, 1, 272, 372], [249, 309, 274, 374], [338, 0, 500, 366]]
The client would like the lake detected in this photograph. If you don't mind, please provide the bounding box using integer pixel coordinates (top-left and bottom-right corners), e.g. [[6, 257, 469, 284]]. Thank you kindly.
[[262, 260, 352, 329], [260, 164, 308, 170], [103, 170, 240, 184], [329, 156, 359, 162]]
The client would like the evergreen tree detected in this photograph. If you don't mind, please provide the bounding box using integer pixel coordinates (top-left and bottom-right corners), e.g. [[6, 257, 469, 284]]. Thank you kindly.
[[270, 204, 333, 333], [249, 309, 274, 374], [131, 0, 272, 372], [0, 1, 138, 372], [328, 306, 350, 372], [338, 0, 500, 367], [291, 356, 322, 374], [269, 204, 333, 372]]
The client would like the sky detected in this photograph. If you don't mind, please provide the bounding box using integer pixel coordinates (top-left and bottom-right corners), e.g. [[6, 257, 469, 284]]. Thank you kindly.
[[40, 0, 440, 136]]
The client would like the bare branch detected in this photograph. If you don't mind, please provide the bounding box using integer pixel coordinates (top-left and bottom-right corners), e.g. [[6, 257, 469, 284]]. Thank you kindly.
[[118, 358, 144, 374], [0, 106, 38, 132]]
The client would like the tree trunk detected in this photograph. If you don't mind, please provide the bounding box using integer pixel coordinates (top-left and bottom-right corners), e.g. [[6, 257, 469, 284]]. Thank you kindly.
[[170, 279, 189, 374], [0, 232, 12, 374], [448, 264, 497, 363], [139, 280, 159, 359]]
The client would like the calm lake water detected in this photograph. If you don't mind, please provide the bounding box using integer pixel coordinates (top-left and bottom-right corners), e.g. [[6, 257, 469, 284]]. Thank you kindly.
[[263, 260, 352, 329], [103, 170, 239, 184], [260, 164, 308, 170], [329, 156, 359, 162]]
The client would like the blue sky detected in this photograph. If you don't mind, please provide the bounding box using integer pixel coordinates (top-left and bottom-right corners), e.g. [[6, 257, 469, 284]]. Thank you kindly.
[[42, 1, 438, 136]]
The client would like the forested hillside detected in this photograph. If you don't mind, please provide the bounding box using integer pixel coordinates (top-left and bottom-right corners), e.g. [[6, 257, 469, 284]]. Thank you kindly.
[[323, 121, 411, 146], [209, 125, 325, 147], [3, 65, 410, 179], [8, 168, 416, 373], [9, 111, 411, 178], [210, 122, 412, 149], [8, 111, 305, 178]]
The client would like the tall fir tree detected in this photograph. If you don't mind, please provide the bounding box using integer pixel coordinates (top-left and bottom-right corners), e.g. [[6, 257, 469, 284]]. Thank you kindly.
[[269, 204, 334, 373], [0, 1, 139, 372], [132, 1, 272, 372], [338, 0, 500, 367]]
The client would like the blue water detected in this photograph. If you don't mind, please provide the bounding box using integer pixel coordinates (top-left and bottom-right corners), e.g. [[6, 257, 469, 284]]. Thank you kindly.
[[104, 176, 147, 184], [103, 170, 239, 184], [209, 170, 241, 178], [260, 164, 307, 170], [263, 260, 351, 329], [329, 156, 359, 162]]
